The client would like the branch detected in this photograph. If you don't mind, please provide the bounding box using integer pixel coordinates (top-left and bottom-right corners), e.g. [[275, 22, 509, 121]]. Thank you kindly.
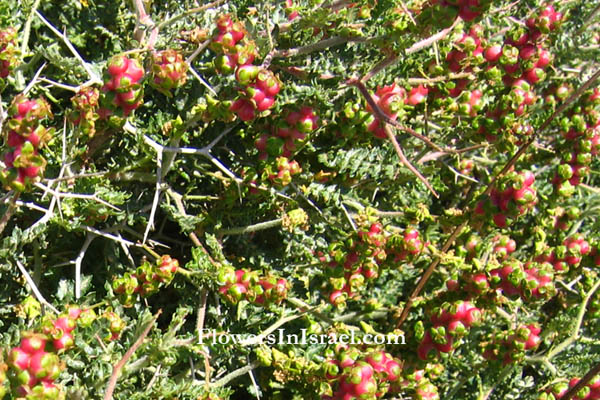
[[211, 361, 260, 388], [103, 310, 162, 400], [0, 192, 20, 236], [217, 218, 283, 236], [348, 79, 439, 197], [273, 36, 366, 58], [396, 220, 468, 329], [15, 260, 59, 314], [361, 18, 459, 82], [561, 361, 600, 400], [35, 11, 102, 84]]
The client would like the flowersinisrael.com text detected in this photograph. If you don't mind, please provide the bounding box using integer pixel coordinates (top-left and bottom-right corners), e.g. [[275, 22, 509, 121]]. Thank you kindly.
[[199, 329, 406, 346]]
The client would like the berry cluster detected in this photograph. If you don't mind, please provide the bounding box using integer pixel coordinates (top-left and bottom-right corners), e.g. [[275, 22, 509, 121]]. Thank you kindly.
[[150, 49, 188, 96], [553, 89, 600, 196], [536, 234, 591, 272], [492, 234, 517, 260], [70, 86, 100, 137], [216, 267, 289, 306], [438, 7, 562, 145], [102, 310, 126, 342], [321, 347, 403, 399], [113, 255, 179, 307], [474, 170, 536, 228], [0, 27, 19, 83], [263, 156, 302, 186], [386, 228, 425, 263], [2, 306, 86, 399], [101, 55, 145, 117], [446, 26, 485, 77], [284, 0, 299, 20], [210, 14, 256, 74], [482, 324, 541, 364], [538, 376, 600, 400], [433, 0, 491, 21], [480, 6, 561, 141], [230, 65, 281, 121], [489, 260, 555, 299], [5, 333, 64, 399], [417, 300, 482, 360], [1, 95, 53, 191], [319, 222, 424, 307], [254, 106, 318, 160], [40, 306, 85, 352], [365, 83, 407, 139], [446, 270, 489, 298]]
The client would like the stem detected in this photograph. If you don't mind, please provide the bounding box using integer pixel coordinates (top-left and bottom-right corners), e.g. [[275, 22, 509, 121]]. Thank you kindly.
[[273, 36, 366, 58], [156, 0, 227, 30], [217, 218, 282, 235], [103, 310, 161, 400], [396, 220, 468, 329], [211, 361, 260, 388], [16, 0, 42, 88], [0, 192, 20, 236], [528, 278, 600, 364], [141, 243, 161, 260], [561, 361, 600, 400]]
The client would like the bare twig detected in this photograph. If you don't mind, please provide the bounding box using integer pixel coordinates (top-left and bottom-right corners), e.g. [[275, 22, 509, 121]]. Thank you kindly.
[[211, 361, 260, 388], [35, 11, 102, 84], [362, 18, 459, 82], [103, 310, 162, 400], [348, 79, 439, 197], [75, 233, 95, 299], [396, 220, 468, 329], [15, 260, 59, 314], [217, 218, 283, 236], [273, 36, 367, 58], [0, 192, 20, 236]]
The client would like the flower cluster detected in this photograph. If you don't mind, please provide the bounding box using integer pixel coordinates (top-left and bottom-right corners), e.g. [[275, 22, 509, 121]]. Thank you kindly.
[[216, 267, 289, 306], [1, 96, 53, 191], [150, 49, 188, 96], [474, 170, 536, 228], [321, 347, 403, 400], [417, 300, 483, 360], [101, 55, 145, 117], [112, 255, 179, 307]]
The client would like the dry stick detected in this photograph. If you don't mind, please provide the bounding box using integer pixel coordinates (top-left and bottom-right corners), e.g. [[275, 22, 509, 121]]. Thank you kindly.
[[349, 79, 452, 154], [561, 361, 600, 400], [483, 68, 600, 197], [0, 192, 20, 236], [361, 18, 460, 82], [103, 310, 162, 400], [132, 0, 158, 49], [272, 36, 367, 58], [196, 290, 212, 386], [395, 69, 600, 330], [395, 220, 467, 329], [348, 79, 439, 197], [155, 0, 227, 31], [15, 260, 60, 314]]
